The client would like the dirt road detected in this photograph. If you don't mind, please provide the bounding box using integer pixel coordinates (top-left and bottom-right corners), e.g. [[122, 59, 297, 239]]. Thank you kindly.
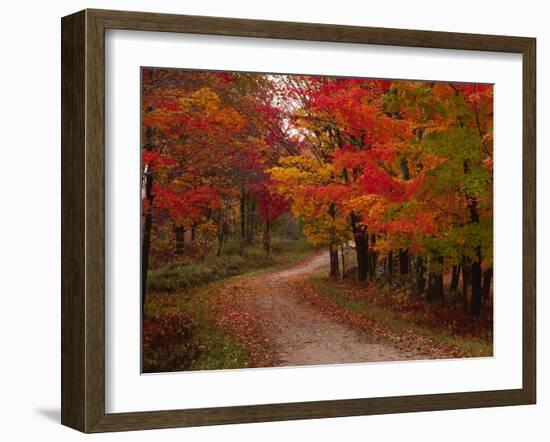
[[216, 251, 414, 367]]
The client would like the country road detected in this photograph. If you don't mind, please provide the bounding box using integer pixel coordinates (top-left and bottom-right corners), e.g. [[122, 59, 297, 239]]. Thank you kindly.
[[215, 251, 415, 367]]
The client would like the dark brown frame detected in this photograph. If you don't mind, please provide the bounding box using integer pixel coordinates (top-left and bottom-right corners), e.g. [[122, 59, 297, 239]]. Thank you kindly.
[[61, 8, 536, 433]]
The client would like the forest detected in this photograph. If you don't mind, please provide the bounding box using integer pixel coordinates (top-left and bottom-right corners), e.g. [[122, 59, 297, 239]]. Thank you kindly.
[[141, 68, 493, 373]]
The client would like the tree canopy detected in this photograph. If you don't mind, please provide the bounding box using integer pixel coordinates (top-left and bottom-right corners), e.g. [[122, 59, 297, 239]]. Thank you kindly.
[[141, 69, 493, 316]]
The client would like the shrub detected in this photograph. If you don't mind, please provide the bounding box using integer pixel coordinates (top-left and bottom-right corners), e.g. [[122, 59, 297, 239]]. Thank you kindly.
[[146, 238, 314, 294], [142, 310, 199, 373]]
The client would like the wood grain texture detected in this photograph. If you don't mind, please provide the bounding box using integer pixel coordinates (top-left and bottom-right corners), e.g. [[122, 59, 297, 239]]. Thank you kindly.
[[60, 8, 537, 433], [522, 38, 536, 403], [61, 10, 86, 432], [89, 8, 532, 53], [85, 9, 107, 432]]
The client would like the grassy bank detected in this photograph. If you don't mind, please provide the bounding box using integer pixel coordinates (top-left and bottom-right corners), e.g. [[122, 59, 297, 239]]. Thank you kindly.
[[147, 238, 315, 294], [143, 281, 250, 373], [143, 238, 317, 372], [309, 275, 492, 358]]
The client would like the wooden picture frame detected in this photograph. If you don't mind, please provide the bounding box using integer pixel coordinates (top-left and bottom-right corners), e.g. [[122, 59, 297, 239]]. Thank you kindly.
[[61, 8, 536, 433]]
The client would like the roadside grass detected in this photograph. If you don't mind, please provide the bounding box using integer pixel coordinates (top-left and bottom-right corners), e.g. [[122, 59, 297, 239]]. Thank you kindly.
[[143, 281, 250, 372], [309, 275, 492, 358], [147, 238, 315, 294], [143, 238, 318, 372]]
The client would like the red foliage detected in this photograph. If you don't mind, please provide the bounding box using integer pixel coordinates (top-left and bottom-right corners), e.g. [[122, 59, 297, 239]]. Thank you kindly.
[[142, 151, 175, 169], [248, 182, 290, 221], [153, 185, 221, 222]]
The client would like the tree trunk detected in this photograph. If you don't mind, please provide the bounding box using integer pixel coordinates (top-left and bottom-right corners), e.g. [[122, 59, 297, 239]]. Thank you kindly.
[[263, 219, 271, 258], [467, 195, 483, 316], [450, 264, 460, 291], [370, 234, 378, 279], [246, 196, 256, 244], [329, 244, 340, 279], [387, 251, 393, 276], [141, 198, 153, 310], [240, 187, 246, 240], [413, 256, 425, 296], [240, 190, 249, 254], [482, 268, 493, 301], [340, 244, 346, 278], [217, 213, 226, 258], [462, 256, 471, 312], [426, 256, 444, 302], [141, 126, 154, 311], [399, 157, 410, 180], [399, 248, 409, 275], [427, 273, 439, 302], [398, 156, 410, 278], [470, 247, 483, 316], [350, 213, 369, 282], [191, 222, 196, 242], [464, 160, 484, 316], [437, 272, 444, 299], [174, 225, 185, 255]]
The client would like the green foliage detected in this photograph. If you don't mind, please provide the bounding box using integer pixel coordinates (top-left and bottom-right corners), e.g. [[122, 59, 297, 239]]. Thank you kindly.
[[191, 327, 250, 371], [143, 283, 250, 372], [147, 238, 315, 294], [147, 256, 245, 293]]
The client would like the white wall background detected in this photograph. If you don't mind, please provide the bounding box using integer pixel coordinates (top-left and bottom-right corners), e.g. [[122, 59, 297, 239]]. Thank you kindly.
[[0, 0, 546, 440]]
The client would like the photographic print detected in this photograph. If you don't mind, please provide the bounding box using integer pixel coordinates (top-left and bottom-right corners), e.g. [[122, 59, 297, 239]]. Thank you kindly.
[[141, 68, 493, 374]]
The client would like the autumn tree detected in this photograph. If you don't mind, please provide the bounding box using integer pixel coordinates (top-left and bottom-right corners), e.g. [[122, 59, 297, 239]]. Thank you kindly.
[[141, 70, 294, 305], [142, 69, 493, 317]]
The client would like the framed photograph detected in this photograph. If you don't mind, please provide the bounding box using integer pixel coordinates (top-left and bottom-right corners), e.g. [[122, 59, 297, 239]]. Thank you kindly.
[[61, 9, 536, 433]]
